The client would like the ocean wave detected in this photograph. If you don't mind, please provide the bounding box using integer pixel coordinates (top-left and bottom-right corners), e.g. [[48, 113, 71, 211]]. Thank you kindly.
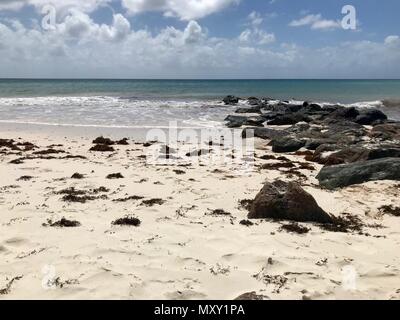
[[382, 99, 400, 108], [0, 96, 225, 109]]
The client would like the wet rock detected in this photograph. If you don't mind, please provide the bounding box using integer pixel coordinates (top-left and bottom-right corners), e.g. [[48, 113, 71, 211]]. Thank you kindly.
[[247, 97, 262, 106], [248, 180, 333, 223], [267, 113, 311, 126], [223, 95, 240, 105], [225, 115, 265, 128], [367, 147, 400, 160], [242, 127, 287, 140], [305, 139, 336, 151], [271, 136, 306, 153], [235, 106, 262, 114], [317, 158, 400, 189], [286, 122, 311, 134], [370, 123, 400, 140], [330, 107, 359, 120], [321, 147, 369, 166], [355, 109, 387, 125]]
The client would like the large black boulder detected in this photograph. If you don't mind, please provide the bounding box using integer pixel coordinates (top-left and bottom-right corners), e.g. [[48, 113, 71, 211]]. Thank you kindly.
[[267, 113, 311, 126], [242, 127, 287, 140], [355, 109, 387, 125], [317, 158, 400, 189], [223, 95, 240, 105], [370, 123, 400, 140], [225, 115, 265, 128], [248, 180, 333, 224], [271, 136, 306, 153], [235, 106, 262, 114]]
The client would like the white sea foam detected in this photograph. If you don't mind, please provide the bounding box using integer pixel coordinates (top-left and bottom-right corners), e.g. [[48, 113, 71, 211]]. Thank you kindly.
[[0, 95, 398, 127]]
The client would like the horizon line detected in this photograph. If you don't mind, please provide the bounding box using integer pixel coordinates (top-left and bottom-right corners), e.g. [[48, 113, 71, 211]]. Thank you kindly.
[[1, 78, 400, 81]]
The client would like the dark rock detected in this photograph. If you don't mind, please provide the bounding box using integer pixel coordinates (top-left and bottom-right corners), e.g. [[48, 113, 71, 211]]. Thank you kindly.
[[242, 127, 287, 140], [286, 122, 311, 134], [248, 180, 333, 224], [370, 123, 400, 140], [355, 109, 387, 125], [305, 103, 323, 112], [235, 107, 261, 114], [225, 115, 265, 128], [305, 139, 336, 151], [271, 136, 306, 153], [321, 147, 369, 166], [309, 144, 340, 163], [247, 97, 262, 106], [330, 107, 359, 120], [367, 148, 400, 160], [223, 95, 240, 105], [317, 158, 400, 189], [267, 113, 311, 126]]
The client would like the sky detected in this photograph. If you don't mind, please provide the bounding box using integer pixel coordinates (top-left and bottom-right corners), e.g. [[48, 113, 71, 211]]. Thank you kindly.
[[0, 0, 399, 79]]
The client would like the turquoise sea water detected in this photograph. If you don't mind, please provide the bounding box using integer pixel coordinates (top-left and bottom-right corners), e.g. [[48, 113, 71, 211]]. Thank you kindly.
[[0, 79, 399, 127], [1, 79, 400, 102]]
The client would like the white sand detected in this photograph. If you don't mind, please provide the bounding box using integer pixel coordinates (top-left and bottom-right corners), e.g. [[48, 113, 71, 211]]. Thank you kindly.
[[1, 126, 400, 300]]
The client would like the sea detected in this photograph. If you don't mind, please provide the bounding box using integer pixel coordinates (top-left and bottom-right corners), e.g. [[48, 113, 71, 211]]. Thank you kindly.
[[0, 79, 399, 129]]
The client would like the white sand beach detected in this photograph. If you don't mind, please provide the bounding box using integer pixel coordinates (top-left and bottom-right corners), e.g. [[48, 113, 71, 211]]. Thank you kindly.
[[1, 124, 400, 300]]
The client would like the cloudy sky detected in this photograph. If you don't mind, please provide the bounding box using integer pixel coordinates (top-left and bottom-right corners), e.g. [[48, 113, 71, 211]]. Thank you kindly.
[[0, 0, 399, 78]]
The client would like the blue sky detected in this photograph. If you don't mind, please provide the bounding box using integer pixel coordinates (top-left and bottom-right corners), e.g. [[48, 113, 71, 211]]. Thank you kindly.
[[0, 0, 399, 78]]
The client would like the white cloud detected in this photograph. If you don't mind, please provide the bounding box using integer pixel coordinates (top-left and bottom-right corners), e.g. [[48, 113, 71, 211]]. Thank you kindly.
[[289, 13, 341, 30], [239, 11, 275, 45], [247, 11, 263, 27], [121, 0, 240, 20], [385, 35, 400, 46], [0, 9, 399, 78], [0, 0, 113, 13]]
